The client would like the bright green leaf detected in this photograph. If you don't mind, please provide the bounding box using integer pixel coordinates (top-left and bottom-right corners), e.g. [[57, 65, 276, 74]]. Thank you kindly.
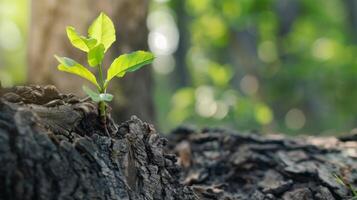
[[82, 37, 98, 50], [66, 26, 99, 52], [66, 27, 89, 52], [66, 26, 88, 52], [88, 44, 105, 67], [88, 12, 116, 52], [83, 86, 113, 102], [105, 51, 154, 88], [55, 55, 99, 88]]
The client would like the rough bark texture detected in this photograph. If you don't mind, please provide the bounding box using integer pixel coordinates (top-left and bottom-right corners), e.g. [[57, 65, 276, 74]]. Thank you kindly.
[[0, 85, 196, 200], [1, 85, 357, 200], [167, 127, 357, 200], [28, 0, 155, 124]]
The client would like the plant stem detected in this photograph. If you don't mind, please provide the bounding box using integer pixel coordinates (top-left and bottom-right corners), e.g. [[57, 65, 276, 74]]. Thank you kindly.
[[98, 63, 109, 136], [98, 64, 105, 87], [98, 63, 105, 99]]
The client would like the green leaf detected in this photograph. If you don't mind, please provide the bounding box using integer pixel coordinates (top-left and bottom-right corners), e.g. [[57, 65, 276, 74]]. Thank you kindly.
[[88, 44, 105, 67], [83, 86, 113, 102], [66, 26, 94, 52], [54, 55, 99, 88], [83, 85, 101, 102], [82, 37, 98, 50], [88, 12, 116, 52], [105, 51, 154, 88]]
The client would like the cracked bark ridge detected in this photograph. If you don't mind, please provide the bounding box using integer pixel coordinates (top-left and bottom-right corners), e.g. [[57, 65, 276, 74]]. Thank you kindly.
[[168, 127, 357, 200], [0, 85, 197, 200]]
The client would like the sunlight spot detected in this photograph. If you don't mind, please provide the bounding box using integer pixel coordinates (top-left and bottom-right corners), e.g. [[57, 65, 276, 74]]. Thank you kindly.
[[255, 104, 273, 125], [196, 99, 217, 118], [172, 88, 194, 109], [312, 38, 335, 60], [213, 101, 229, 119], [195, 86, 217, 118], [208, 63, 232, 87], [195, 85, 214, 101], [285, 108, 306, 130], [0, 20, 22, 51], [147, 8, 175, 30], [150, 31, 168, 51], [148, 8, 179, 56], [149, 27, 179, 55], [153, 55, 175, 75], [240, 75, 259, 96], [258, 41, 278, 63]]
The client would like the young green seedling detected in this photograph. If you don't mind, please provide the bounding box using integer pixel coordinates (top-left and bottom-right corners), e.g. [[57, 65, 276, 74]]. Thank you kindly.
[[54, 12, 154, 135]]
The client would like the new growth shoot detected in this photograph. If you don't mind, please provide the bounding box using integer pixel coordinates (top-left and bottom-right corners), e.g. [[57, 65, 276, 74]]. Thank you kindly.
[[54, 12, 154, 135]]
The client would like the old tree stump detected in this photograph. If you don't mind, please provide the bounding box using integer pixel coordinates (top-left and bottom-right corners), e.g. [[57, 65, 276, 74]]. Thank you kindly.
[[0, 85, 356, 200]]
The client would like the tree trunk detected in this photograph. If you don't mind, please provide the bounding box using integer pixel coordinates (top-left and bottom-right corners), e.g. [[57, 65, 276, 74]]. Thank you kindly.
[[0, 85, 356, 199], [0, 85, 197, 200], [28, 0, 155, 124], [109, 0, 155, 125], [172, 0, 190, 88], [346, 0, 357, 43]]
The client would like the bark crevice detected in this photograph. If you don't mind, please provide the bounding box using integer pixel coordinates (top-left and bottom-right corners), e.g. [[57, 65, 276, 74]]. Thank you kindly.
[[0, 85, 197, 200], [0, 85, 356, 200]]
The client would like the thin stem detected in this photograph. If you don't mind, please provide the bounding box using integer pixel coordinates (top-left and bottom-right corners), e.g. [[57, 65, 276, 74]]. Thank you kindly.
[[98, 63, 105, 117], [98, 63, 105, 93], [97, 63, 109, 136], [98, 63, 106, 118]]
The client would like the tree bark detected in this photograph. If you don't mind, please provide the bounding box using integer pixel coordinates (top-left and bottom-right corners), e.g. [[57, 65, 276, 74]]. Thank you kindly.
[[168, 127, 357, 200], [28, 0, 155, 124], [0, 85, 196, 200], [0, 85, 356, 199]]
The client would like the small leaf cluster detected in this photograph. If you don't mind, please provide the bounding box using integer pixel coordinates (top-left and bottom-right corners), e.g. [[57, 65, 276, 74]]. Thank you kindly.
[[55, 12, 154, 103]]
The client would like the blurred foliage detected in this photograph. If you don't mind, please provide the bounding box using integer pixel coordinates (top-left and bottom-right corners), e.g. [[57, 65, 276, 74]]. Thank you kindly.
[[1, 0, 357, 135], [149, 0, 357, 134], [0, 0, 28, 86]]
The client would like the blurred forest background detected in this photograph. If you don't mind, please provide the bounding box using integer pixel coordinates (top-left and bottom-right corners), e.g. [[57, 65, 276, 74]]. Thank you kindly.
[[1, 0, 357, 135]]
